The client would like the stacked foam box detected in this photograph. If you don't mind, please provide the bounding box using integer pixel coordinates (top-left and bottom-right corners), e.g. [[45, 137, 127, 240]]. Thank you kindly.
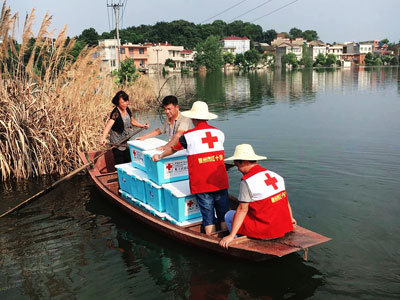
[[127, 138, 166, 171], [162, 180, 201, 223], [116, 137, 202, 225]]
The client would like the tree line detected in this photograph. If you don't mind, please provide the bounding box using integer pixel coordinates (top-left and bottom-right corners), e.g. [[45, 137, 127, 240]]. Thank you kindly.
[[76, 20, 320, 50]]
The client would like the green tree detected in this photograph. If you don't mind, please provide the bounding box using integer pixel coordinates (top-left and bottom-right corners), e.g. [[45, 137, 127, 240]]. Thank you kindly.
[[365, 52, 374, 65], [114, 58, 138, 85], [264, 29, 277, 45], [165, 58, 175, 68], [234, 53, 246, 67], [300, 44, 313, 68], [194, 35, 223, 71], [282, 52, 298, 69], [302, 30, 318, 42], [325, 54, 337, 66], [70, 40, 86, 61], [223, 52, 235, 64], [244, 49, 260, 68], [390, 56, 399, 65], [383, 56, 391, 65], [374, 57, 383, 65], [315, 53, 326, 66], [78, 28, 99, 46], [380, 38, 389, 45], [289, 27, 303, 39], [261, 52, 274, 67]]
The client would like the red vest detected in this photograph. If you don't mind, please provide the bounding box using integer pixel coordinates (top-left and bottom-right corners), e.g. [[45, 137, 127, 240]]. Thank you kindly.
[[183, 121, 229, 194], [238, 164, 293, 239]]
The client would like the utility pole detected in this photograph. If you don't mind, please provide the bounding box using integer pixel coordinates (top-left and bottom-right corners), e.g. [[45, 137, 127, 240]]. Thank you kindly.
[[107, 1, 124, 70], [153, 47, 162, 74]]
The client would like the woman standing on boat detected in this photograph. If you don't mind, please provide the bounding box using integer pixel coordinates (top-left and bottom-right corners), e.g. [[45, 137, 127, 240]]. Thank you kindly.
[[100, 90, 149, 165]]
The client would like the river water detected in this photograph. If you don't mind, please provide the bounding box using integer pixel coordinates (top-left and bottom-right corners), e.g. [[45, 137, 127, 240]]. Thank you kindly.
[[1, 67, 399, 299]]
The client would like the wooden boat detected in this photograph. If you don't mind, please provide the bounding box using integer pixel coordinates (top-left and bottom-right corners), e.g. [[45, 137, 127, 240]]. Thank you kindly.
[[79, 150, 331, 262]]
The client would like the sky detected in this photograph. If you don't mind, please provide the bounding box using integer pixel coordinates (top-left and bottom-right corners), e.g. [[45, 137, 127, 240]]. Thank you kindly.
[[7, 0, 400, 44]]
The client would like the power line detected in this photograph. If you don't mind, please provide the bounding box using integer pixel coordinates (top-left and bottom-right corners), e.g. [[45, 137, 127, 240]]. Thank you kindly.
[[199, 0, 248, 24], [228, 0, 274, 22], [251, 0, 299, 22]]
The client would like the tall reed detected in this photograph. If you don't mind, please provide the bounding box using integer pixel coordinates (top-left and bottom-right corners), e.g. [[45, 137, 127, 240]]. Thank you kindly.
[[0, 3, 158, 181]]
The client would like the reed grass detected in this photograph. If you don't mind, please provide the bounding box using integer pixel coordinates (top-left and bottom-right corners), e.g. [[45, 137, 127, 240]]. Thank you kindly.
[[0, 2, 159, 181]]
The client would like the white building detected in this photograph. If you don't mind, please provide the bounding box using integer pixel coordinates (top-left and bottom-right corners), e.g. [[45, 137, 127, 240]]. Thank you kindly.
[[221, 36, 250, 54], [327, 44, 344, 60], [275, 43, 303, 67], [359, 42, 373, 54], [98, 39, 120, 73]]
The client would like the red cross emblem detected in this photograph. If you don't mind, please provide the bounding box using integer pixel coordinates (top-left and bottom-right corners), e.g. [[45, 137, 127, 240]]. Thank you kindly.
[[166, 163, 173, 171], [132, 150, 136, 156], [201, 131, 218, 148], [264, 173, 278, 190], [187, 200, 194, 208]]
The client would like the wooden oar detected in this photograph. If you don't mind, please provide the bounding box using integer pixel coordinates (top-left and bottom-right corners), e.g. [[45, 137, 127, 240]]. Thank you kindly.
[[0, 127, 146, 219]]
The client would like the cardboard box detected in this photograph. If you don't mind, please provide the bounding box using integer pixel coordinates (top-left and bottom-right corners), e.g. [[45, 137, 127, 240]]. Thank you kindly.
[[162, 180, 201, 222], [127, 138, 167, 170], [143, 149, 188, 185]]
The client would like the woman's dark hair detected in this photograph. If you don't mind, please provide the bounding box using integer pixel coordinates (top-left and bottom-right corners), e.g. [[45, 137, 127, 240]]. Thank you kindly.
[[112, 90, 129, 106], [162, 95, 178, 107]]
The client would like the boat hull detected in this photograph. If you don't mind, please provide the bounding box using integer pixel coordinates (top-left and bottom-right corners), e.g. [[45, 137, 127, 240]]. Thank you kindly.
[[79, 150, 331, 262]]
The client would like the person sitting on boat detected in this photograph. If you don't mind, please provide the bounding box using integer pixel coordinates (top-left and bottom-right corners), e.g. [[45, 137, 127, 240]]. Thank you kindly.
[[135, 95, 190, 151], [152, 101, 229, 235], [100, 90, 149, 165], [219, 144, 296, 249]]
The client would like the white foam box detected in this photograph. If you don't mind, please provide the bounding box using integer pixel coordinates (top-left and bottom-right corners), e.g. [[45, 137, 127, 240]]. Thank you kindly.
[[143, 149, 188, 185], [128, 166, 148, 204], [115, 163, 134, 194], [115, 163, 148, 203], [162, 180, 201, 222], [144, 178, 165, 212], [127, 138, 167, 171]]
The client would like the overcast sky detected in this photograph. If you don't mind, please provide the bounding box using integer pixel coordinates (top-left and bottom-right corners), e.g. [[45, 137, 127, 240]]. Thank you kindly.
[[7, 0, 400, 44]]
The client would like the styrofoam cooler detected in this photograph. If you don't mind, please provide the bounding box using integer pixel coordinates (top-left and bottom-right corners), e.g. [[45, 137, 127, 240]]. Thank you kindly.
[[144, 179, 165, 212], [115, 163, 134, 194], [162, 180, 201, 222], [143, 149, 188, 185], [128, 167, 148, 203], [127, 138, 167, 170]]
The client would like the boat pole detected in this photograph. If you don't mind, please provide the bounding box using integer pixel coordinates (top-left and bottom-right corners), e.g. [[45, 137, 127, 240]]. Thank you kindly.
[[0, 127, 146, 219]]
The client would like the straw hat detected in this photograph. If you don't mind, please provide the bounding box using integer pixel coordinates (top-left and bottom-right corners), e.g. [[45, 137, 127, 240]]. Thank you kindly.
[[181, 101, 218, 120], [225, 144, 267, 161]]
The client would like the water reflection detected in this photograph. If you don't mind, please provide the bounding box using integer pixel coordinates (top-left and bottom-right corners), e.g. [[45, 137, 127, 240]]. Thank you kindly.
[[153, 67, 399, 117], [87, 186, 324, 300]]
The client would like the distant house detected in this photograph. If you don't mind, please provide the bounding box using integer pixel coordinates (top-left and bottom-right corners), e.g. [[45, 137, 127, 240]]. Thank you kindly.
[[358, 42, 374, 54], [147, 43, 195, 72], [98, 39, 120, 73], [221, 36, 250, 54], [307, 40, 325, 61], [271, 32, 290, 47], [343, 42, 360, 54], [258, 43, 275, 55], [275, 43, 302, 67], [327, 44, 344, 60], [120, 43, 149, 69]]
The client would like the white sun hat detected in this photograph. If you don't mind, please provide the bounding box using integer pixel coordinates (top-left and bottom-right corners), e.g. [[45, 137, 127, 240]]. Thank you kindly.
[[181, 101, 218, 120], [225, 144, 267, 161]]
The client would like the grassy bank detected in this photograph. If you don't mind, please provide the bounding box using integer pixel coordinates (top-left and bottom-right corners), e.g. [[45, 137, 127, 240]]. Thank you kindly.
[[0, 3, 158, 181]]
